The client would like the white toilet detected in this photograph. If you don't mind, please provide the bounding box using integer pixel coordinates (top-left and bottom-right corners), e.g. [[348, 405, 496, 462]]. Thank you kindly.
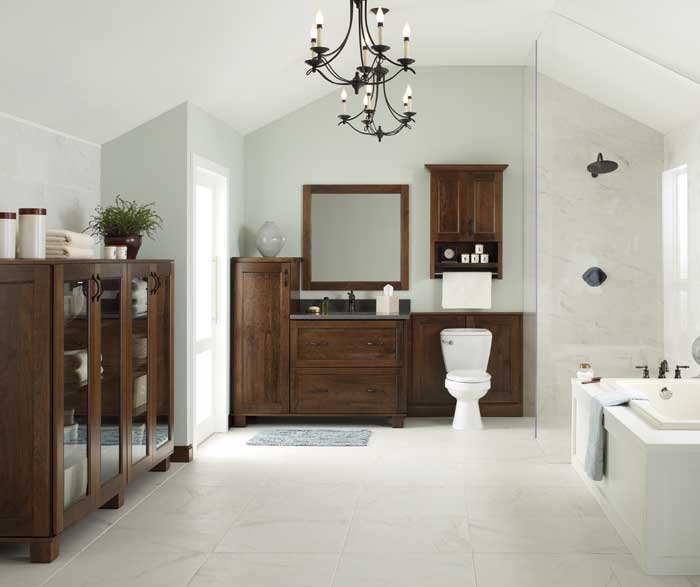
[[440, 328, 493, 430]]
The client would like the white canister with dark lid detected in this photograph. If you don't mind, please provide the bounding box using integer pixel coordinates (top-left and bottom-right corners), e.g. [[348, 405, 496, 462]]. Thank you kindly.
[[0, 212, 17, 259], [18, 208, 46, 259]]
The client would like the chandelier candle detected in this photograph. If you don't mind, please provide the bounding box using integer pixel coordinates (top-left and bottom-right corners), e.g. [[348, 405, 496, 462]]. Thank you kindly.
[[304, 0, 417, 141]]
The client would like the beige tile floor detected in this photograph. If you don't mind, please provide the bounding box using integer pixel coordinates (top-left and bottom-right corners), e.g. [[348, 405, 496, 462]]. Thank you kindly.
[[1, 418, 698, 586]]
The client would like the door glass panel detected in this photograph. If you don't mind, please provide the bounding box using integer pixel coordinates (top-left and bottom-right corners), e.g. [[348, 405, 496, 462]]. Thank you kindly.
[[156, 274, 171, 448], [100, 276, 121, 484], [131, 276, 149, 463], [63, 278, 90, 510]]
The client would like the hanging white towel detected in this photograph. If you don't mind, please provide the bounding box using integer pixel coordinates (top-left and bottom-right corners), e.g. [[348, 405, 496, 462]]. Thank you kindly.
[[442, 271, 492, 309]]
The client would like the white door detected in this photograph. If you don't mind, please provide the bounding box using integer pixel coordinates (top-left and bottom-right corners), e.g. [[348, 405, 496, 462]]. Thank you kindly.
[[193, 158, 229, 445]]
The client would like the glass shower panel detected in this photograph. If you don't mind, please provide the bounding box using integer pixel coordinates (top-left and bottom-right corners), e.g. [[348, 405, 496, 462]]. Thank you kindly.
[[63, 277, 90, 510]]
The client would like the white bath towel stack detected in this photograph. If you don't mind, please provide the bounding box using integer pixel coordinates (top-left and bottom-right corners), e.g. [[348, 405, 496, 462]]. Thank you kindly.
[[132, 279, 148, 314], [46, 229, 96, 259]]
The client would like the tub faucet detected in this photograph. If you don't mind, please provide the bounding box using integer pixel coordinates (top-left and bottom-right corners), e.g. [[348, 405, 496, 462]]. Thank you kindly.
[[635, 365, 650, 379], [658, 360, 669, 379], [674, 365, 690, 379], [347, 290, 356, 313]]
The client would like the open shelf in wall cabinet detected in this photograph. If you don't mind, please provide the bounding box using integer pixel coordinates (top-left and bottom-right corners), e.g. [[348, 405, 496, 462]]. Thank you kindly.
[[432, 241, 502, 279]]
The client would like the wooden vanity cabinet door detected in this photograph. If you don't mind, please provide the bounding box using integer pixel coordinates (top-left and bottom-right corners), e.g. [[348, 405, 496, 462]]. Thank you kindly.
[[468, 314, 522, 415], [409, 314, 466, 412], [465, 172, 502, 241], [233, 262, 291, 414], [0, 266, 51, 537]]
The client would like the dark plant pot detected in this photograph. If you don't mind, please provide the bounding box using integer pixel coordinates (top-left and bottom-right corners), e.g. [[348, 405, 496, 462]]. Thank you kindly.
[[104, 235, 143, 259]]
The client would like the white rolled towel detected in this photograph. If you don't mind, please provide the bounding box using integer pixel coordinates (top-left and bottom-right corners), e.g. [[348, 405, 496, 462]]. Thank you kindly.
[[47, 230, 95, 248]]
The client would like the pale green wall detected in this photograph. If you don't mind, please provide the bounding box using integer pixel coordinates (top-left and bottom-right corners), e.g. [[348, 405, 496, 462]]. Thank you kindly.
[[243, 66, 526, 311]]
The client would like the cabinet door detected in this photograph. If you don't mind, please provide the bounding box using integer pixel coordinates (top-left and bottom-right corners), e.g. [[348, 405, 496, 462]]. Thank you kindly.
[[469, 315, 522, 412], [410, 315, 466, 409], [431, 172, 465, 240], [233, 262, 290, 414], [57, 263, 98, 529], [0, 266, 51, 537], [94, 264, 127, 501], [126, 263, 156, 477], [152, 262, 174, 462], [465, 172, 501, 241]]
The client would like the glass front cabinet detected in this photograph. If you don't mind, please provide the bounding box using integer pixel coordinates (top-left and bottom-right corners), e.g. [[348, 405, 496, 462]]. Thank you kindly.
[[0, 259, 176, 562]]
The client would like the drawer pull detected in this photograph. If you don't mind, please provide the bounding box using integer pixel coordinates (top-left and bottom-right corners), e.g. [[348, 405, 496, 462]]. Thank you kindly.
[[308, 388, 329, 394], [366, 341, 384, 347], [309, 341, 329, 347], [366, 388, 384, 394]]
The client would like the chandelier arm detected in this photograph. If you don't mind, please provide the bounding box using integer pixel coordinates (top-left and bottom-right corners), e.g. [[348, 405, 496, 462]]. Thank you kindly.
[[316, 68, 354, 86], [381, 81, 407, 122], [361, 1, 381, 56], [344, 120, 375, 136], [321, 59, 355, 84], [318, 0, 356, 65]]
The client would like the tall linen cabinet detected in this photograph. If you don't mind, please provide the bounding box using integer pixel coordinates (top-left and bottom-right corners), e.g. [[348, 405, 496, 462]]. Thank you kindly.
[[0, 259, 174, 562]]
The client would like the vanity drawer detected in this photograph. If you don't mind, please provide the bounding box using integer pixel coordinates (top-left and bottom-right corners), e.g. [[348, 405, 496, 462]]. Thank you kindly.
[[292, 321, 403, 366], [292, 368, 399, 414]]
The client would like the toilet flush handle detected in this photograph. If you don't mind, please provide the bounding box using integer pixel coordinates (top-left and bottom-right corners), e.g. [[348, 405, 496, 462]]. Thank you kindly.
[[442, 339, 453, 345]]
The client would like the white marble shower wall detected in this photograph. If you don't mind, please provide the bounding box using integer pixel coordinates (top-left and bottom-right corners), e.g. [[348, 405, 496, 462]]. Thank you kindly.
[[536, 75, 664, 461], [663, 117, 700, 375]]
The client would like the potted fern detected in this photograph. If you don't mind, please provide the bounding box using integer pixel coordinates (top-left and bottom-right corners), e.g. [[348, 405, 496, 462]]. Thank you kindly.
[[86, 195, 163, 259]]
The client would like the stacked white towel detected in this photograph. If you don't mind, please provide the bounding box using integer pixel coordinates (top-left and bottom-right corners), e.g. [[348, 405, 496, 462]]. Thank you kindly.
[[46, 230, 95, 259], [132, 279, 148, 313]]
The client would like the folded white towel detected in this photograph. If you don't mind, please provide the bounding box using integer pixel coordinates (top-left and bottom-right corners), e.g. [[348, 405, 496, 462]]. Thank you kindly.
[[132, 280, 148, 291], [132, 304, 148, 314], [132, 289, 147, 306], [46, 245, 95, 259], [46, 230, 94, 248]]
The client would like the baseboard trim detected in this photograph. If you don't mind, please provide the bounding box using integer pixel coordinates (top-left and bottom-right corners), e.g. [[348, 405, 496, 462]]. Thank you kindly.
[[171, 445, 193, 463]]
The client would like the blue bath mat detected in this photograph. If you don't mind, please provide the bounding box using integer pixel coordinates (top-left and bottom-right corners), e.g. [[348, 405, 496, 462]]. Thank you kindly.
[[247, 429, 371, 447]]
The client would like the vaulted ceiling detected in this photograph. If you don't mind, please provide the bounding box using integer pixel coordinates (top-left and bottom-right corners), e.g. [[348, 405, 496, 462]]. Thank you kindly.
[[0, 0, 698, 143]]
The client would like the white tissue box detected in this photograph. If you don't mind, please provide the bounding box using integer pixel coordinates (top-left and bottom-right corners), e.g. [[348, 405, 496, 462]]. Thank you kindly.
[[376, 295, 399, 315]]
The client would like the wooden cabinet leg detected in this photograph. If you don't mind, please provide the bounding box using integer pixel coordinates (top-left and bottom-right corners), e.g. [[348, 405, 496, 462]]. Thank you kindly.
[[100, 491, 124, 510], [390, 416, 405, 429], [151, 456, 171, 472], [30, 538, 59, 563], [232, 415, 247, 427]]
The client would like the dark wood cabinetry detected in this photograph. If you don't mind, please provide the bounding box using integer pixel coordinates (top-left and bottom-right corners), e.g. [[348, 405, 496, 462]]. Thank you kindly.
[[0, 259, 174, 562], [410, 313, 523, 417], [426, 164, 507, 278], [231, 258, 301, 423]]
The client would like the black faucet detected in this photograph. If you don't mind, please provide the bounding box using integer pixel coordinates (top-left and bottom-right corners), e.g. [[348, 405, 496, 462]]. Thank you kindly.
[[635, 365, 650, 379], [658, 360, 669, 379], [674, 365, 690, 379], [347, 290, 356, 313]]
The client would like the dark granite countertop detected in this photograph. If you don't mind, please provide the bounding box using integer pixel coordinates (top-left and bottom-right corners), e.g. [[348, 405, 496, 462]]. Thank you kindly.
[[292, 298, 411, 320], [290, 312, 410, 320]]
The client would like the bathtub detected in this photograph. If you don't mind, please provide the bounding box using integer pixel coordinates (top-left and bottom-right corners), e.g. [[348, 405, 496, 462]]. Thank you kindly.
[[571, 378, 700, 575], [614, 378, 700, 430]]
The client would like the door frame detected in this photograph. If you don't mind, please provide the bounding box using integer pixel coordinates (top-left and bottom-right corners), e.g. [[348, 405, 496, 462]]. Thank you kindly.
[[189, 154, 231, 449]]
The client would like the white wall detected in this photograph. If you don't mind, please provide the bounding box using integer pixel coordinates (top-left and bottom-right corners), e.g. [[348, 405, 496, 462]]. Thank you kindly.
[[0, 112, 100, 231], [537, 75, 664, 462], [663, 117, 700, 374], [244, 66, 526, 312]]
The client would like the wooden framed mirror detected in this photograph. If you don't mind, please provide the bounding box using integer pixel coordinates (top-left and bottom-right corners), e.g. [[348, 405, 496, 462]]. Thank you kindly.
[[302, 184, 409, 291]]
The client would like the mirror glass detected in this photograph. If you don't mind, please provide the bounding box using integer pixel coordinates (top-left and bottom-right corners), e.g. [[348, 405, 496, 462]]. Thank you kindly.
[[311, 193, 401, 282]]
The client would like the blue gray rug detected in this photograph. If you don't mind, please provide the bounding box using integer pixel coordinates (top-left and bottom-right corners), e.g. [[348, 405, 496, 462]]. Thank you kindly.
[[247, 429, 371, 447]]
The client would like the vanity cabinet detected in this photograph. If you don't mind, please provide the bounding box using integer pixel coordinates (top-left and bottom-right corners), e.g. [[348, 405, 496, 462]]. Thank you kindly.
[[426, 164, 507, 278], [230, 258, 301, 424], [410, 313, 523, 417], [291, 320, 408, 427], [0, 259, 174, 563]]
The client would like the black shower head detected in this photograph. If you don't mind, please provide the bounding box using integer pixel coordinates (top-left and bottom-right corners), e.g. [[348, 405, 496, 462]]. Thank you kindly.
[[587, 153, 618, 178]]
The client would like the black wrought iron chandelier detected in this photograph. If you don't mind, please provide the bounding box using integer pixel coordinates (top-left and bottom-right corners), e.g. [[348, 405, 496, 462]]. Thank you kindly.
[[305, 1, 416, 142]]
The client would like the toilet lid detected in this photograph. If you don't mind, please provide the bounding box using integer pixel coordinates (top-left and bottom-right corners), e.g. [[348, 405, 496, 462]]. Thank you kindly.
[[446, 369, 491, 383]]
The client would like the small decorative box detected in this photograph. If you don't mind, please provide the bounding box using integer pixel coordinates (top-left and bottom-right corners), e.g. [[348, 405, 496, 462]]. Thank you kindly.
[[470, 253, 480, 263], [461, 253, 470, 263], [475, 244, 484, 254], [480, 254, 489, 263]]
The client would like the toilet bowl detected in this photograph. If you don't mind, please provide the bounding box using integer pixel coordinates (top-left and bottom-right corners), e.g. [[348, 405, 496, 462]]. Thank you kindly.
[[440, 329, 493, 430]]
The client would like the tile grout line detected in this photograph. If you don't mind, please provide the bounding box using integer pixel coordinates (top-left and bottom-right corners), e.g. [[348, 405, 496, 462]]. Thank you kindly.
[[40, 464, 187, 586], [328, 479, 365, 587]]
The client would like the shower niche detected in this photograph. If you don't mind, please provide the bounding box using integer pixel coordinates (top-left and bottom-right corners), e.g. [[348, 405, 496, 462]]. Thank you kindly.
[[426, 163, 507, 279]]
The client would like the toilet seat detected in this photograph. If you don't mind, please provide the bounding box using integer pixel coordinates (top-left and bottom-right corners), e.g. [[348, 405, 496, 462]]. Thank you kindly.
[[446, 369, 491, 384]]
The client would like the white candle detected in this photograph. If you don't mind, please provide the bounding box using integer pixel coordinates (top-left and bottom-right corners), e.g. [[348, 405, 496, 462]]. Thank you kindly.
[[405, 84, 413, 111], [362, 44, 369, 67], [316, 10, 324, 46], [365, 85, 373, 109], [376, 7, 384, 45], [403, 23, 411, 59], [341, 89, 348, 114]]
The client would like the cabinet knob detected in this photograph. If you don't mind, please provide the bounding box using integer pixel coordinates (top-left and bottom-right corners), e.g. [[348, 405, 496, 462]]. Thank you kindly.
[[367, 341, 384, 347], [366, 388, 383, 394], [309, 341, 328, 347]]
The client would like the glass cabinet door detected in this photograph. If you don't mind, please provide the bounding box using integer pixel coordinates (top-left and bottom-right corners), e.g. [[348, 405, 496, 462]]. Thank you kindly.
[[155, 266, 172, 451], [62, 269, 93, 511], [98, 269, 124, 485], [130, 271, 150, 465]]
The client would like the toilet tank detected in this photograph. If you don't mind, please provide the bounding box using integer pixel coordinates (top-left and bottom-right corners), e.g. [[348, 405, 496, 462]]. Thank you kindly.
[[440, 329, 493, 373]]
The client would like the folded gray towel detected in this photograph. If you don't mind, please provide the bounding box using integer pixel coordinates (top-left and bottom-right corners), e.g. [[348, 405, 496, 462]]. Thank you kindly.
[[584, 385, 648, 481]]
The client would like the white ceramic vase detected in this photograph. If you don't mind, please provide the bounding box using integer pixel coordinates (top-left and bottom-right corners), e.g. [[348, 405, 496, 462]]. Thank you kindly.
[[256, 221, 285, 257]]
